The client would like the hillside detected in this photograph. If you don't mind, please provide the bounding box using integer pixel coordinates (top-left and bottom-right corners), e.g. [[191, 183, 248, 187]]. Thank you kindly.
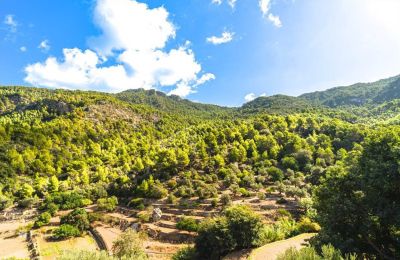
[[0, 77, 399, 259], [300, 74, 400, 107], [116, 89, 235, 120]]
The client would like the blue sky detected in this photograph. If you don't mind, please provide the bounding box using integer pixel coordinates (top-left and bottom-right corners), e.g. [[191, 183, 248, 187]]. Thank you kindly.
[[1, 0, 400, 106]]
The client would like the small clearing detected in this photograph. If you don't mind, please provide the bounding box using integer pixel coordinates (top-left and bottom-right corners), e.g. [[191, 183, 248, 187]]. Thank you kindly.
[[0, 220, 30, 259]]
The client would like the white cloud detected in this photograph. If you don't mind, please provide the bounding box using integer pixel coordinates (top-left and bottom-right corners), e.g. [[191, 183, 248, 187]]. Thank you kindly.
[[211, 0, 222, 5], [244, 92, 266, 102], [244, 93, 256, 102], [259, 0, 270, 15], [268, 13, 282, 28], [4, 15, 17, 32], [38, 40, 50, 51], [169, 73, 215, 97], [25, 0, 213, 97], [206, 31, 234, 45], [211, 0, 236, 9], [228, 0, 237, 9], [20, 46, 27, 52], [259, 0, 282, 27]]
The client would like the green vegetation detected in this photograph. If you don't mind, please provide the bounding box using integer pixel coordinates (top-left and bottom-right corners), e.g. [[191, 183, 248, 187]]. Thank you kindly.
[[53, 224, 81, 239], [176, 217, 199, 232], [33, 211, 51, 228], [277, 245, 357, 260], [97, 196, 118, 212], [0, 75, 399, 258], [60, 208, 90, 232], [111, 229, 147, 260]]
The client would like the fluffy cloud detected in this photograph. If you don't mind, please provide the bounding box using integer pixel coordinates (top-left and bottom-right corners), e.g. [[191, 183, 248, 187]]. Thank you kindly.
[[38, 40, 50, 51], [20, 46, 27, 52], [206, 31, 234, 45], [25, 0, 214, 97], [259, 0, 282, 27], [268, 14, 282, 28], [244, 92, 266, 102]]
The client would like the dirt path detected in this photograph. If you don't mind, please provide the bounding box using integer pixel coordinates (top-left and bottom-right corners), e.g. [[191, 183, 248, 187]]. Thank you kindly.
[[249, 233, 316, 260]]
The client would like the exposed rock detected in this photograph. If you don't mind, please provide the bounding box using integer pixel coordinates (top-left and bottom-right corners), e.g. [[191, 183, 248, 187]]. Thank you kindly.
[[152, 208, 162, 222]]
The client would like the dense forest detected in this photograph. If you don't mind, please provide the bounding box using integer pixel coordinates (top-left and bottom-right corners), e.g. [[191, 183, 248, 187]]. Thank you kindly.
[[0, 75, 399, 259]]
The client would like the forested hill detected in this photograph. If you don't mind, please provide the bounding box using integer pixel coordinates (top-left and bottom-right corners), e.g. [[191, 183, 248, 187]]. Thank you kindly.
[[0, 78, 399, 259], [300, 74, 400, 107], [242, 75, 400, 123], [116, 89, 234, 119]]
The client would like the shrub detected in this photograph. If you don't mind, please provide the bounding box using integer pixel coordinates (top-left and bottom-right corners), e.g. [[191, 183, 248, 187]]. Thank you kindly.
[[276, 209, 291, 218], [238, 188, 251, 197], [176, 217, 199, 232], [211, 198, 218, 207], [296, 217, 321, 233], [97, 196, 118, 212], [60, 208, 90, 231], [57, 249, 114, 260], [257, 192, 266, 200], [220, 194, 232, 206], [128, 198, 145, 209], [268, 167, 284, 182], [34, 212, 51, 228], [276, 245, 357, 260], [167, 194, 178, 205], [224, 205, 266, 248], [195, 217, 236, 260], [148, 183, 168, 199], [172, 247, 197, 260], [112, 229, 147, 259], [137, 211, 151, 223], [53, 224, 81, 239]]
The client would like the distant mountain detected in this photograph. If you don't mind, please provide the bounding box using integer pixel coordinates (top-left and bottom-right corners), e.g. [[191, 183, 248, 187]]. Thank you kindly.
[[116, 89, 234, 119], [300, 75, 400, 107], [240, 95, 317, 114]]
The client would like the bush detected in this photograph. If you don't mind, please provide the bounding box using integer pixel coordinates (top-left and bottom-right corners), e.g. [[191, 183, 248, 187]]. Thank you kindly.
[[268, 167, 284, 182], [112, 229, 147, 259], [211, 198, 218, 207], [296, 217, 321, 233], [195, 217, 236, 260], [224, 205, 266, 248], [137, 211, 151, 223], [167, 194, 178, 205], [195, 205, 268, 259], [276, 245, 357, 260], [238, 188, 251, 197], [128, 198, 145, 209], [57, 249, 114, 260], [172, 247, 197, 260], [220, 194, 232, 206], [34, 212, 51, 228], [176, 217, 199, 232], [53, 224, 81, 239], [97, 196, 118, 212], [60, 208, 90, 231]]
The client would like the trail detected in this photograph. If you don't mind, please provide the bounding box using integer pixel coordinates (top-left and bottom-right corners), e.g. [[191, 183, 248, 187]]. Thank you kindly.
[[249, 233, 316, 260]]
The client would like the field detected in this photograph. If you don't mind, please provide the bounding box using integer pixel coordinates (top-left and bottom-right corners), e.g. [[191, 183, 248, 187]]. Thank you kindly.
[[35, 226, 99, 260], [0, 220, 30, 259]]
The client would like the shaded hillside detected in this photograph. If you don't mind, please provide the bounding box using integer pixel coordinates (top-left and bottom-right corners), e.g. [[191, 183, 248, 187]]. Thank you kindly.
[[116, 89, 235, 120], [300, 75, 400, 107], [240, 95, 317, 114]]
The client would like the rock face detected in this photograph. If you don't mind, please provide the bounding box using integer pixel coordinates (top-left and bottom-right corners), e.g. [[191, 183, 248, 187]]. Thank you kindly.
[[152, 208, 162, 222]]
